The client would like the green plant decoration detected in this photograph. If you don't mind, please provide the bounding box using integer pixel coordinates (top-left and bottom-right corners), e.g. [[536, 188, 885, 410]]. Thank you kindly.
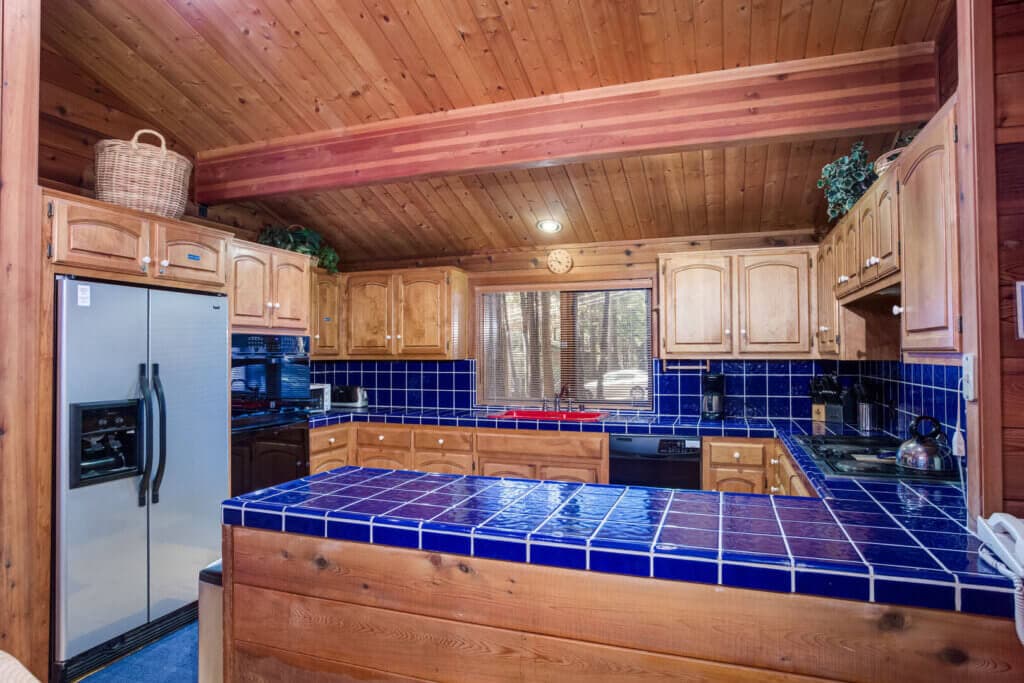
[[257, 224, 340, 273], [817, 141, 878, 221]]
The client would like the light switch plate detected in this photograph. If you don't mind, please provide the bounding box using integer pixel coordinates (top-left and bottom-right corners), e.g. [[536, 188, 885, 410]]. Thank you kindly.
[[962, 352, 977, 402]]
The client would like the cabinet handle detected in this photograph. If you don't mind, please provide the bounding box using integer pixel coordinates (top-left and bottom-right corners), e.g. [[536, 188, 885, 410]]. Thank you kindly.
[[732, 452, 741, 460], [437, 438, 445, 445], [140, 256, 152, 273], [378, 434, 385, 441], [892, 305, 904, 316], [770, 458, 779, 465], [328, 437, 336, 444]]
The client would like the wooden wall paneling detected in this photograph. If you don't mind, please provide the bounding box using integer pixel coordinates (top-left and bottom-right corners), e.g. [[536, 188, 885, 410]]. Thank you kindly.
[[1, 1, 45, 677], [227, 528, 1024, 683]]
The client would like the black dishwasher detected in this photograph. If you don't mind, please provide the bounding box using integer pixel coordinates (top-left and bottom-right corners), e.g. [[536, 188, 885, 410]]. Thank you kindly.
[[609, 435, 701, 490]]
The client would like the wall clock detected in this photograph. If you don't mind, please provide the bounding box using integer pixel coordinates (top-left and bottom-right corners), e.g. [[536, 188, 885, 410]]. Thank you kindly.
[[547, 249, 573, 274]]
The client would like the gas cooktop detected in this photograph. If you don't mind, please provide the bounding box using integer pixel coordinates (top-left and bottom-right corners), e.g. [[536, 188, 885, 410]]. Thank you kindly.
[[794, 434, 958, 482]]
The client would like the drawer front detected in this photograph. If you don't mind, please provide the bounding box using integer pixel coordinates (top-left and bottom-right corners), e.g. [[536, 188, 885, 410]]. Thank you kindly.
[[310, 448, 349, 474], [538, 463, 600, 484], [414, 428, 473, 452], [310, 425, 350, 453], [707, 441, 766, 467], [412, 451, 475, 475], [356, 426, 412, 450], [477, 457, 537, 480], [355, 447, 412, 470], [476, 431, 605, 459]]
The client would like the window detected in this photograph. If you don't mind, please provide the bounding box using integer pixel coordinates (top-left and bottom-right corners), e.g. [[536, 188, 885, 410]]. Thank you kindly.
[[478, 288, 652, 408]]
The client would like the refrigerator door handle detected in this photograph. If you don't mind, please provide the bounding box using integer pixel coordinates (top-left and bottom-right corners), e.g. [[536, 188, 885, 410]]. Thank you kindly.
[[151, 363, 168, 504], [138, 363, 154, 507]]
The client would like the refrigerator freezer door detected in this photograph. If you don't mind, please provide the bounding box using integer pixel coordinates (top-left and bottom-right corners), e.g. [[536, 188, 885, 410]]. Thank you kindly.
[[56, 280, 150, 659], [147, 289, 229, 620]]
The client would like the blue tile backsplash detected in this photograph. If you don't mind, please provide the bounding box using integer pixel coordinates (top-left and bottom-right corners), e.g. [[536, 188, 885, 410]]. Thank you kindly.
[[312, 357, 964, 449]]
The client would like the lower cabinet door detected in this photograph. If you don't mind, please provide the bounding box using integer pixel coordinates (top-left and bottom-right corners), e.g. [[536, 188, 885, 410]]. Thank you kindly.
[[477, 457, 537, 480], [356, 447, 412, 470], [310, 448, 348, 474], [705, 467, 764, 494], [412, 450, 474, 475], [538, 463, 600, 484]]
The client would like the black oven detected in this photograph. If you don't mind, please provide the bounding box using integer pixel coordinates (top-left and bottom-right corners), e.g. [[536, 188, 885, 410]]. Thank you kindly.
[[609, 435, 702, 490], [230, 334, 311, 417]]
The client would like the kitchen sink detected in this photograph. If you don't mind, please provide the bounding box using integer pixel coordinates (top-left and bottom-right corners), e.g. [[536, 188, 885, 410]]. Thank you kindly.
[[486, 409, 606, 422]]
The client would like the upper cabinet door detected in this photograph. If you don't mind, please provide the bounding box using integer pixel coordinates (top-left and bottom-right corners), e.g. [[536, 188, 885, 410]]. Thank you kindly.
[[152, 221, 229, 286], [816, 237, 838, 355], [270, 251, 310, 330], [873, 170, 901, 280], [311, 271, 341, 356], [898, 104, 960, 352], [230, 243, 272, 328], [346, 274, 393, 356], [50, 196, 150, 275], [737, 252, 811, 354], [660, 254, 733, 355], [395, 270, 448, 356], [857, 189, 877, 284], [836, 214, 860, 298]]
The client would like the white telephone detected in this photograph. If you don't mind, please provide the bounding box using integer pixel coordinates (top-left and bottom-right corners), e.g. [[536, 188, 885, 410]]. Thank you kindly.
[[978, 513, 1024, 577]]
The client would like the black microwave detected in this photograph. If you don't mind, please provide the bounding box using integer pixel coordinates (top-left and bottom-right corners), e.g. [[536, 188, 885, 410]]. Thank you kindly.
[[230, 334, 310, 415]]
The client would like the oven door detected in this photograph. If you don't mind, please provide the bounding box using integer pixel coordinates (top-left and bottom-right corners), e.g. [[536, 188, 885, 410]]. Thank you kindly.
[[609, 436, 702, 490]]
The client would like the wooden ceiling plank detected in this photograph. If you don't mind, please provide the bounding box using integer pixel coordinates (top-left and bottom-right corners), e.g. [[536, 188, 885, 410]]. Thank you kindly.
[[564, 163, 614, 243], [439, 175, 516, 252], [681, 150, 710, 233], [746, 144, 771, 231], [357, 185, 436, 254], [394, 180, 474, 250], [861, 0, 910, 50], [749, 0, 782, 65], [548, 0, 603, 89], [601, 159, 645, 239], [723, 0, 752, 69], [635, 155, 674, 238], [779, 138, 814, 224], [467, 173, 541, 249], [195, 44, 938, 202], [366, 0, 475, 111], [923, 0, 954, 42], [612, 1, 649, 83], [637, 0, 675, 80], [273, 194, 373, 262], [39, 46, 148, 120], [831, 0, 875, 53], [666, 0, 700, 75], [544, 167, 599, 244], [336, 187, 420, 258], [577, 0, 629, 86], [521, 0, 581, 93], [777, 0, 815, 61], [93, 0, 296, 140], [412, 0, 504, 105], [702, 148, 727, 230], [759, 142, 792, 229], [804, 0, 844, 58], [893, 0, 944, 45], [723, 145, 747, 232], [491, 0, 559, 96], [489, 169, 548, 241], [523, 168, 584, 244], [581, 160, 629, 241], [467, 0, 538, 99], [799, 137, 841, 223], [38, 80, 178, 149], [662, 154, 691, 237], [693, 0, 725, 72], [450, 174, 528, 249]]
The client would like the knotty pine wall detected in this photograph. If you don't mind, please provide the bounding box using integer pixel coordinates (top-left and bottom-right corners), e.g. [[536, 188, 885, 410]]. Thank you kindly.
[[37, 46, 277, 240], [995, 0, 1024, 514]]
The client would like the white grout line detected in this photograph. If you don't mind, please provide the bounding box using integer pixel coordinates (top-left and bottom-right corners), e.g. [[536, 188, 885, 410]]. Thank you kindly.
[[819, 498, 875, 602], [648, 489, 676, 577], [768, 497, 797, 592]]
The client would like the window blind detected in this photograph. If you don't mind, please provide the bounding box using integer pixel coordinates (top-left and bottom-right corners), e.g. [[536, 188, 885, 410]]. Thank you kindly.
[[478, 288, 651, 408]]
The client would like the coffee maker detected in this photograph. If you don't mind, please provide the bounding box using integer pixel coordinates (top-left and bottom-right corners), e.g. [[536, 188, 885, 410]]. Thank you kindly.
[[701, 373, 725, 421]]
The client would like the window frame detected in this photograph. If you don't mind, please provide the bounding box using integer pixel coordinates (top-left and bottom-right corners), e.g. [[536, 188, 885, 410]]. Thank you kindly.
[[474, 279, 654, 409]]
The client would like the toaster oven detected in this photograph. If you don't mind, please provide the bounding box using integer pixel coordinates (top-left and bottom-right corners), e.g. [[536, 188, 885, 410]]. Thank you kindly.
[[309, 384, 332, 413]]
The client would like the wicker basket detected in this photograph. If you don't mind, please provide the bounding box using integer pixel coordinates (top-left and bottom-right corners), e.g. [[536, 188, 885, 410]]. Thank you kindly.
[[95, 129, 192, 218], [873, 146, 905, 177]]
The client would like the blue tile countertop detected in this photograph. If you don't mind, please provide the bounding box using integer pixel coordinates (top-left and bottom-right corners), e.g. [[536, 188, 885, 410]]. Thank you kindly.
[[224, 453, 1014, 618]]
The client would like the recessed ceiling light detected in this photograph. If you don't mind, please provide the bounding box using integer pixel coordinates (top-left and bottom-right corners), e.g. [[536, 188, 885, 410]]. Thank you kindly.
[[536, 219, 562, 234]]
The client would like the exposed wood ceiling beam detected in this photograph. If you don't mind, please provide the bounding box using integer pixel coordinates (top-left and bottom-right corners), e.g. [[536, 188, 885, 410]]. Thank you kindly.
[[195, 43, 938, 204]]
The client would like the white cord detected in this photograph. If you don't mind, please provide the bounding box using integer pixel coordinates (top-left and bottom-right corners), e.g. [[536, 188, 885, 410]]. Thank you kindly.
[[979, 546, 1024, 646]]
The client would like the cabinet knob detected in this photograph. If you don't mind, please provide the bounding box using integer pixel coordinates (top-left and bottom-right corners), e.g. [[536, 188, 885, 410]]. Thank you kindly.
[[770, 486, 780, 493], [378, 434, 385, 441], [140, 256, 152, 273], [274, 302, 281, 309], [437, 438, 445, 445], [385, 335, 392, 340], [868, 256, 881, 266], [892, 305, 904, 316], [266, 301, 274, 308], [328, 437, 336, 444], [724, 328, 731, 336], [314, 334, 320, 339], [732, 452, 741, 460], [396, 335, 402, 340], [770, 458, 780, 465], [818, 326, 829, 333], [837, 275, 850, 284], [160, 259, 170, 267], [740, 329, 747, 336]]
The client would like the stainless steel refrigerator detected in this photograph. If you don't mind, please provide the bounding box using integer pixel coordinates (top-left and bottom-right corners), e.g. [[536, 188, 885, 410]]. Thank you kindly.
[[54, 277, 229, 679]]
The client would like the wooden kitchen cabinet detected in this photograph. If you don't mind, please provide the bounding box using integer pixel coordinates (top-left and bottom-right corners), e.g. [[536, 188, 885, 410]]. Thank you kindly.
[[311, 269, 342, 358], [863, 169, 900, 283], [477, 458, 537, 480], [538, 463, 601, 484], [660, 253, 733, 355], [835, 213, 860, 298], [897, 98, 961, 352], [49, 195, 150, 275], [231, 425, 309, 497], [856, 188, 877, 285], [705, 467, 763, 494], [816, 231, 839, 354], [474, 429, 609, 483], [413, 451, 475, 475], [344, 267, 469, 359], [229, 241, 311, 332], [736, 252, 812, 355], [412, 427, 475, 475], [659, 247, 815, 359], [702, 437, 775, 494], [309, 424, 350, 474], [152, 221, 230, 286]]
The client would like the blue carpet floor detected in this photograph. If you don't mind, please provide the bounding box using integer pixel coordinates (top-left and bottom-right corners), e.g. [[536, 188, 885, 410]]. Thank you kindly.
[[81, 621, 198, 682]]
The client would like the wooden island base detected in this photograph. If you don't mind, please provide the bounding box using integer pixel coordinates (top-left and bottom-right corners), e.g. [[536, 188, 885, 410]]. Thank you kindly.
[[223, 526, 1024, 682]]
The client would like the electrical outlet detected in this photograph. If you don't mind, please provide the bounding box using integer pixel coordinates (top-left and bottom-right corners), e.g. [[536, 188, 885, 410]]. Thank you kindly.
[[962, 353, 977, 402]]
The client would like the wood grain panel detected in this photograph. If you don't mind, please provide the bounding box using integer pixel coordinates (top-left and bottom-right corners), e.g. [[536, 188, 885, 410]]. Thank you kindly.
[[228, 528, 1024, 683]]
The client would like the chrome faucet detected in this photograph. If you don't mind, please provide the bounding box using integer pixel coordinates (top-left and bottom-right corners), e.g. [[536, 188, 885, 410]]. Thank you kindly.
[[554, 384, 571, 412]]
